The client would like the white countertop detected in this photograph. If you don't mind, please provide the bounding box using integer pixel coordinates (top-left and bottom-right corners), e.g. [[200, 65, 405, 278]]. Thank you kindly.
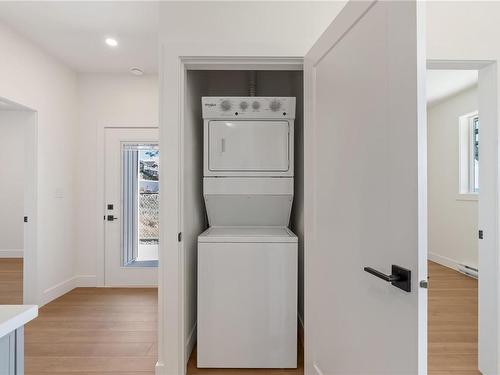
[[0, 305, 38, 338]]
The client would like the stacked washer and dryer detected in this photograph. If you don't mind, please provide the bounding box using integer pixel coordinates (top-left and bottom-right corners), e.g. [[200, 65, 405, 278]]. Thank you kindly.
[[197, 96, 298, 369]]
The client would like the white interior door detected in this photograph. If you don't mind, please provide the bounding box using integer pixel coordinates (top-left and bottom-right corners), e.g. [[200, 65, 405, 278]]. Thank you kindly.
[[304, 2, 427, 374], [105, 127, 159, 286]]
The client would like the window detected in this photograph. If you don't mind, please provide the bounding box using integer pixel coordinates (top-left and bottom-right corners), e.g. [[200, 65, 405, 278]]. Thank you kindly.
[[459, 112, 479, 196], [470, 116, 479, 193], [122, 143, 159, 267]]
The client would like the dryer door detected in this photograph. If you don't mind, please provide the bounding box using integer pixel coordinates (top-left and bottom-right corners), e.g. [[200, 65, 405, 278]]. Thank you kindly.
[[208, 120, 289, 172]]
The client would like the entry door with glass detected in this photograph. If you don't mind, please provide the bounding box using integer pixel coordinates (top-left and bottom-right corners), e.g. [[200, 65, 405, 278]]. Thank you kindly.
[[105, 128, 159, 286]]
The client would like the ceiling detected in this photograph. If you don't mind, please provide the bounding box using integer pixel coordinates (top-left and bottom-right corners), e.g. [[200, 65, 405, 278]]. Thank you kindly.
[[0, 1, 482, 95], [427, 69, 478, 106], [0, 1, 158, 74]]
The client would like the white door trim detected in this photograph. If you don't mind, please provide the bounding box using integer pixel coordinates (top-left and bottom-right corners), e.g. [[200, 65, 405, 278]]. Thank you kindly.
[[0, 96, 38, 305], [158, 55, 303, 375], [23, 109, 38, 305], [427, 59, 499, 375], [96, 124, 158, 288]]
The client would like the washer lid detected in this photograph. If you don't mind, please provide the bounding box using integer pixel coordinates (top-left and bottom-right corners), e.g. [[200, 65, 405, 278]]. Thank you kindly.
[[198, 226, 298, 243]]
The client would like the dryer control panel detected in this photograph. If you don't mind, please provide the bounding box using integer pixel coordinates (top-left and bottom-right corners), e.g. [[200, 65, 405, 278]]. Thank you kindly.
[[202, 97, 296, 119]]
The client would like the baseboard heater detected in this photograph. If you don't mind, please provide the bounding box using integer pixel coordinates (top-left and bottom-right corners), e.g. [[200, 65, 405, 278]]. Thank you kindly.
[[458, 263, 478, 279]]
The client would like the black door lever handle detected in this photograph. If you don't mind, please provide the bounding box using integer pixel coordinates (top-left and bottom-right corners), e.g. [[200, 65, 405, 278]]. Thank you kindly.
[[364, 264, 411, 292], [364, 267, 400, 282]]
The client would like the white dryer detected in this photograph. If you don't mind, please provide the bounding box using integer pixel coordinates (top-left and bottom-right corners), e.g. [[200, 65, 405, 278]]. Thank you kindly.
[[198, 97, 298, 369]]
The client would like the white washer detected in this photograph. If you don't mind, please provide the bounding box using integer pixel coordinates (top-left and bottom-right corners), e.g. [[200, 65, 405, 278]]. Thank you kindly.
[[198, 97, 298, 368], [197, 226, 297, 368]]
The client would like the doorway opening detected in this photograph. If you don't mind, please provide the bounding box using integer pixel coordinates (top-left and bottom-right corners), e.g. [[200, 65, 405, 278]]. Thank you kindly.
[[0, 96, 37, 306], [426, 61, 497, 375], [179, 63, 304, 372]]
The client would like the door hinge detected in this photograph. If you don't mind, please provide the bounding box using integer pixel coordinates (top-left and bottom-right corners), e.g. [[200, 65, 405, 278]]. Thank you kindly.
[[178, 232, 182, 242], [24, 216, 28, 223], [479, 230, 484, 239], [419, 280, 428, 289]]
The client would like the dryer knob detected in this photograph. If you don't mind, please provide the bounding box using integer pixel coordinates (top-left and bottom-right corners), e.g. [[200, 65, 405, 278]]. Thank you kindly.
[[252, 101, 260, 110], [269, 100, 281, 111], [240, 101, 249, 110], [220, 100, 231, 111]]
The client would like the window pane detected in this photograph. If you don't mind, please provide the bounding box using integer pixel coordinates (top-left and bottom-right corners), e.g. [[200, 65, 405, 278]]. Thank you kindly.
[[138, 149, 159, 262], [473, 116, 479, 192], [121, 144, 159, 267]]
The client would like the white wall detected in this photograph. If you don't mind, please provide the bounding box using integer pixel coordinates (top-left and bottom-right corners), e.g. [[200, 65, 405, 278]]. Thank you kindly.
[[76, 73, 158, 285], [159, 2, 347, 373], [427, 86, 478, 269], [0, 21, 79, 305], [0, 111, 26, 257], [427, 3, 500, 374]]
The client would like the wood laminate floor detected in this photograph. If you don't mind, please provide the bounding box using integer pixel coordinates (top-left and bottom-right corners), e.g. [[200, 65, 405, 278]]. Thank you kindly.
[[24, 287, 158, 374], [186, 343, 304, 375], [0, 258, 23, 304], [428, 261, 479, 375], [0, 259, 479, 374]]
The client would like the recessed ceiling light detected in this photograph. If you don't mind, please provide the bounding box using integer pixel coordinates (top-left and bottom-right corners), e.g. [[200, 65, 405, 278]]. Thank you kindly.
[[105, 37, 118, 47], [130, 67, 144, 76]]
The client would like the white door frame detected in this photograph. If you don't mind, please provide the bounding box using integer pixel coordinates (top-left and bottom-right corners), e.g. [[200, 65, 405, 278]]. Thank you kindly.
[[96, 124, 158, 287], [0, 96, 38, 305], [23, 109, 37, 305], [427, 59, 499, 375], [158, 56, 303, 375]]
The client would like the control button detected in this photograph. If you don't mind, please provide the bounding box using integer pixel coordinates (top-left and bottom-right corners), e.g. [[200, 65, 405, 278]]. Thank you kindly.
[[240, 101, 248, 110], [269, 100, 281, 111], [252, 101, 260, 110], [220, 100, 231, 111]]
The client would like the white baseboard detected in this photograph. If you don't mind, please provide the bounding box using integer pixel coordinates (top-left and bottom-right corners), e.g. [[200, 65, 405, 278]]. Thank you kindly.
[[428, 252, 460, 271], [313, 363, 325, 375], [75, 275, 97, 287], [40, 274, 98, 306], [185, 322, 197, 366], [0, 249, 23, 258], [155, 361, 165, 375], [41, 276, 78, 306]]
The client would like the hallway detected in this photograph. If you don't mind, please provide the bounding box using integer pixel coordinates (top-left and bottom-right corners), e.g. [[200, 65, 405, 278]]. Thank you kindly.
[[0, 259, 480, 374], [24, 288, 157, 374]]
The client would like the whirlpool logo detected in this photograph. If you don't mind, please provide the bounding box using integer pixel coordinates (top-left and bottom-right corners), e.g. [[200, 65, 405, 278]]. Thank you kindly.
[[204, 103, 217, 107]]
